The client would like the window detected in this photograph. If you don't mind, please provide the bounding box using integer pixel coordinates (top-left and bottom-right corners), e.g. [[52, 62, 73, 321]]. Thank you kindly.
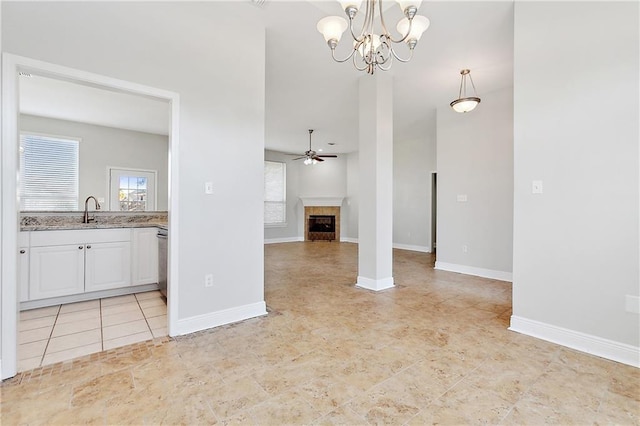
[[109, 168, 157, 211], [264, 161, 286, 224], [20, 133, 79, 211]]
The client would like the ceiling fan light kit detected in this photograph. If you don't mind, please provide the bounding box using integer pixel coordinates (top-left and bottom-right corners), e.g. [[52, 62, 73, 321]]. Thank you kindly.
[[293, 130, 338, 165], [450, 69, 481, 113], [317, 0, 430, 74]]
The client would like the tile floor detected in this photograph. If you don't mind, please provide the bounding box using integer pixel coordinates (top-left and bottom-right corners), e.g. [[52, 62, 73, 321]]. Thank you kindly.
[[17, 291, 167, 371], [2, 243, 639, 425]]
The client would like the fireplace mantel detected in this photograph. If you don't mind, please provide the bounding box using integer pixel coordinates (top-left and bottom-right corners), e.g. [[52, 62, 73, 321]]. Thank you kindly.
[[299, 197, 344, 207]]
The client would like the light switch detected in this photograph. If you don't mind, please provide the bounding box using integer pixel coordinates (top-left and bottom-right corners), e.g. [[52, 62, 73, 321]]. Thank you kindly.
[[532, 180, 543, 194], [205, 182, 214, 194], [457, 194, 468, 202], [97, 197, 105, 203]]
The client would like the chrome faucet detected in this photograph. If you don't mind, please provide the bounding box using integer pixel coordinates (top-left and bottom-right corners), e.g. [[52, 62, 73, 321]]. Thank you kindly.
[[83, 196, 101, 223]]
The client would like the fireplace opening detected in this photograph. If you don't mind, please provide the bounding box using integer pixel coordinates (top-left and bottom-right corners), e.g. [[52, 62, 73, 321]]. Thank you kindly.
[[308, 215, 336, 241]]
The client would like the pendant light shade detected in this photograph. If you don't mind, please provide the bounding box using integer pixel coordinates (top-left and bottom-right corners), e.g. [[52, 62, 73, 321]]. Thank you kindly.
[[450, 69, 481, 113]]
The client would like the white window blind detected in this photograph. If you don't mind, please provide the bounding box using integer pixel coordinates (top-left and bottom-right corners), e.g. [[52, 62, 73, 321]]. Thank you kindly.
[[264, 161, 286, 224], [20, 133, 80, 211]]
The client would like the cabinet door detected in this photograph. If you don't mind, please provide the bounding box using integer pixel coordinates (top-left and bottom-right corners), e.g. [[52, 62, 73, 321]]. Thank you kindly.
[[85, 241, 131, 292], [19, 247, 29, 302], [30, 244, 85, 299], [132, 228, 159, 285]]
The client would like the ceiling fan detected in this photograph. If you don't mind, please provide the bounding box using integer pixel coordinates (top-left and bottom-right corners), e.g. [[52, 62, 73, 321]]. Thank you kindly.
[[292, 129, 337, 165]]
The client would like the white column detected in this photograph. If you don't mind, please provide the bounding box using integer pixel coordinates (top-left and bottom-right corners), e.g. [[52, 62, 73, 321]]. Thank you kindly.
[[356, 73, 394, 291]]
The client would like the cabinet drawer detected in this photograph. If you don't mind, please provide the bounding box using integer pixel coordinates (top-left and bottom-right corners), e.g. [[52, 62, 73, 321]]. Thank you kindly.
[[31, 228, 131, 246]]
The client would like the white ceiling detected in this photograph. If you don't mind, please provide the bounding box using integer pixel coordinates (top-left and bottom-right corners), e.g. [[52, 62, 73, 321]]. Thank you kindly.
[[18, 0, 514, 154]]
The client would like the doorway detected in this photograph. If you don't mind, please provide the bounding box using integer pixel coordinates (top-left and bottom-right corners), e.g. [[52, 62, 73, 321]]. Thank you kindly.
[[1, 54, 180, 379], [431, 171, 437, 252]]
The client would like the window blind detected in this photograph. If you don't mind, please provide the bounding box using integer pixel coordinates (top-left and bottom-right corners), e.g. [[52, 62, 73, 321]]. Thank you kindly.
[[264, 161, 286, 224], [20, 133, 80, 211]]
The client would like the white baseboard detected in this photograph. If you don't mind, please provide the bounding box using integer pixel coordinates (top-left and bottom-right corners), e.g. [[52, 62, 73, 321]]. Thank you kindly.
[[174, 301, 267, 336], [356, 276, 395, 291], [264, 237, 303, 244], [509, 315, 640, 368], [340, 237, 358, 243], [393, 243, 431, 253], [435, 261, 512, 282]]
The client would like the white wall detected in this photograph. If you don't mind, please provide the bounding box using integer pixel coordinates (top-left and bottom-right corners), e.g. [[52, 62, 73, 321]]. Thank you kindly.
[[2, 2, 265, 325], [345, 152, 359, 241], [20, 114, 169, 211], [393, 109, 436, 252], [512, 1, 639, 361], [436, 87, 514, 279]]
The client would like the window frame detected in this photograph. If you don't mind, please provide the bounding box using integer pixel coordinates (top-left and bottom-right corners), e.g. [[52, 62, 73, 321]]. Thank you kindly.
[[19, 131, 81, 211], [264, 160, 287, 227]]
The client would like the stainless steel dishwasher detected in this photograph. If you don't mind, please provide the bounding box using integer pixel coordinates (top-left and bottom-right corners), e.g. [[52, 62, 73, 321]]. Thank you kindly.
[[157, 228, 168, 298]]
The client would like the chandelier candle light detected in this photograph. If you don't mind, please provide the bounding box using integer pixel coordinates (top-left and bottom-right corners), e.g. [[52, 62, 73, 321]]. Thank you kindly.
[[450, 69, 481, 113], [317, 0, 430, 74]]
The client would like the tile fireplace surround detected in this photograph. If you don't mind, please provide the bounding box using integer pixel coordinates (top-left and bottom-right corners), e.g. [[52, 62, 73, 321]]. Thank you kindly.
[[304, 207, 340, 242]]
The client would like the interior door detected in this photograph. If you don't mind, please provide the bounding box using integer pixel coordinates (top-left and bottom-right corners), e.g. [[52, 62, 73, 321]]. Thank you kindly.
[[109, 168, 156, 211]]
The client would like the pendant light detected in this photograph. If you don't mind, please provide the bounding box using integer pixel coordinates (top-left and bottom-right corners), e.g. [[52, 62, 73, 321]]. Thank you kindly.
[[450, 69, 481, 113]]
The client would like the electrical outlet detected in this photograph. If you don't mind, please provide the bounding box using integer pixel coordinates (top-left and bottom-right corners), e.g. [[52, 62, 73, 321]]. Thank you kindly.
[[205, 274, 214, 287], [462, 244, 468, 253], [205, 182, 214, 194]]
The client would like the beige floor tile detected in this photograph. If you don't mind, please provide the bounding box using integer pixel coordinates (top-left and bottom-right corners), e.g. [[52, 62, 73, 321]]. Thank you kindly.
[[18, 326, 53, 345], [103, 331, 153, 350], [19, 305, 60, 321], [42, 342, 103, 367], [17, 356, 42, 372], [137, 297, 166, 309], [46, 328, 102, 353], [56, 309, 100, 325], [18, 339, 48, 360], [51, 316, 101, 337], [59, 299, 100, 314], [135, 290, 162, 301], [101, 308, 144, 327], [6, 245, 638, 425], [101, 294, 137, 307], [19, 315, 57, 331], [151, 327, 168, 339], [146, 315, 166, 330], [102, 319, 151, 341], [141, 305, 166, 318], [101, 302, 142, 317]]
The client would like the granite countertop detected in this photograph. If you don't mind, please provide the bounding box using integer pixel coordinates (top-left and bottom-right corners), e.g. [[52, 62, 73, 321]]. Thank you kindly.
[[20, 211, 168, 232], [21, 222, 168, 232]]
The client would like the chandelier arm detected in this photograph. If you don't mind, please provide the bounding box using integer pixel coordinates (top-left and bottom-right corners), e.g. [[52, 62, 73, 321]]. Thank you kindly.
[[352, 52, 370, 72], [389, 46, 414, 63], [348, 16, 366, 43], [378, 1, 412, 45], [331, 47, 358, 63]]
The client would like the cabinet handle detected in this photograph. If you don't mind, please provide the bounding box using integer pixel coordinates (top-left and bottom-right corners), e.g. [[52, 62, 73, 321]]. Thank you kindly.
[[79, 246, 84, 249], [87, 245, 92, 249], [19, 249, 25, 254]]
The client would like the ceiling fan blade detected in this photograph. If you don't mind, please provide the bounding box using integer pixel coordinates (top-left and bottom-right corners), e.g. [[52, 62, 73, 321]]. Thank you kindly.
[[316, 155, 337, 158], [313, 157, 325, 162], [292, 156, 306, 160]]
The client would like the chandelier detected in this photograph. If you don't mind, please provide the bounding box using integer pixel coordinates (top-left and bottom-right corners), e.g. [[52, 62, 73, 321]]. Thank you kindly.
[[316, 0, 430, 74], [450, 69, 481, 113]]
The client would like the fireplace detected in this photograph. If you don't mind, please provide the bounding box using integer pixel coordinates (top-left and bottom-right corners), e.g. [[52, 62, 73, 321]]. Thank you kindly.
[[303, 205, 341, 242], [308, 215, 336, 241]]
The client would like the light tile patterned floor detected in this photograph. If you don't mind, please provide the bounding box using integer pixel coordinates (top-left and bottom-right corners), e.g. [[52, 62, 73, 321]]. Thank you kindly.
[[17, 291, 167, 371], [2, 243, 639, 424]]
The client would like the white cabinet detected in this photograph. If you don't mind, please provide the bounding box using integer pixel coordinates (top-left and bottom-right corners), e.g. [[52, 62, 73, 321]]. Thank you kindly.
[[85, 241, 131, 292], [18, 232, 30, 302], [29, 229, 132, 300], [131, 228, 159, 286], [29, 244, 85, 299]]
